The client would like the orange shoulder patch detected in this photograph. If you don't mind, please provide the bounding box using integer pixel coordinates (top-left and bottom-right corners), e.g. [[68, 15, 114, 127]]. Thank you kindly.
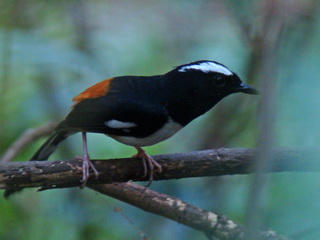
[[72, 78, 113, 103]]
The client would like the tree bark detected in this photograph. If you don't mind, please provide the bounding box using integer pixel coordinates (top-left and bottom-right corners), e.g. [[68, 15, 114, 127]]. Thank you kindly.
[[1, 148, 304, 240], [1, 148, 319, 191], [91, 182, 290, 240]]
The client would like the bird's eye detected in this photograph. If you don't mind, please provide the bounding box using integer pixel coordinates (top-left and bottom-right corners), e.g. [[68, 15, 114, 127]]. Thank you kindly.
[[213, 76, 226, 88]]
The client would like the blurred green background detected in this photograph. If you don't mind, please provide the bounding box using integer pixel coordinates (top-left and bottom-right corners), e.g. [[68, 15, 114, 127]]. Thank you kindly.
[[1, 0, 320, 239]]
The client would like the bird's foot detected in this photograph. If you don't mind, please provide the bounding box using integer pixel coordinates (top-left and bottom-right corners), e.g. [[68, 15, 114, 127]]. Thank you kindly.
[[133, 147, 162, 187], [74, 154, 99, 188]]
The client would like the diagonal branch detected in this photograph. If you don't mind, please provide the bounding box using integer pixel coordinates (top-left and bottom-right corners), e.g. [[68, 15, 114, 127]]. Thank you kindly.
[[0, 121, 56, 163], [90, 182, 291, 240]]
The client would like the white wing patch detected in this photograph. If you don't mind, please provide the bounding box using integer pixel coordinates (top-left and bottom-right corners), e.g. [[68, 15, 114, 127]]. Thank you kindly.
[[109, 118, 183, 147], [178, 61, 233, 76], [105, 120, 137, 129]]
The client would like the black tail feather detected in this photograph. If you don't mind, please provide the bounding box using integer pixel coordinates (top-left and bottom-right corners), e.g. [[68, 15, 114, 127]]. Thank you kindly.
[[30, 131, 71, 161]]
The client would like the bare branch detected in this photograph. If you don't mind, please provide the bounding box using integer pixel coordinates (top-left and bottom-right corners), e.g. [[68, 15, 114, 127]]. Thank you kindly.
[[0, 122, 56, 163], [1, 148, 319, 191], [90, 182, 291, 240], [1, 148, 307, 239]]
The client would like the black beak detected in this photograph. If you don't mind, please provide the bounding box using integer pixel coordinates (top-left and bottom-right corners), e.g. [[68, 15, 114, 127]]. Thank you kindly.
[[237, 83, 259, 95]]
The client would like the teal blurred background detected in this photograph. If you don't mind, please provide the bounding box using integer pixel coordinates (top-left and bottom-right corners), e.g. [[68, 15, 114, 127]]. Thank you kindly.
[[1, 0, 320, 239]]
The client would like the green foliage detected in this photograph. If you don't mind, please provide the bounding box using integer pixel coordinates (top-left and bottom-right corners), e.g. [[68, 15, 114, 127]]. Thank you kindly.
[[1, 0, 320, 239]]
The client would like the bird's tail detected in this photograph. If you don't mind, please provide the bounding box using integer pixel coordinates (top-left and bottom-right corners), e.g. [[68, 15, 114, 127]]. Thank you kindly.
[[30, 131, 72, 161]]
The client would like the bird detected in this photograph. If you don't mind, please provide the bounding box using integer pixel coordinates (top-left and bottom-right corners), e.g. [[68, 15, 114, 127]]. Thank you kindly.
[[6, 60, 259, 196]]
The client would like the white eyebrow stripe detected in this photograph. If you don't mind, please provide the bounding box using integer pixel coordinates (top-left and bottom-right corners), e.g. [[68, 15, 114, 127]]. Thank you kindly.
[[105, 120, 137, 129], [178, 62, 233, 76]]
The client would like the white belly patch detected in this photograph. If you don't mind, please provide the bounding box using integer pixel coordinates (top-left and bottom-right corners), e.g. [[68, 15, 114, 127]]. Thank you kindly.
[[109, 119, 182, 147]]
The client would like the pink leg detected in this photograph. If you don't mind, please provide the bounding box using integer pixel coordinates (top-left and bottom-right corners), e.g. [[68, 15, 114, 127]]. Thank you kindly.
[[79, 132, 99, 187], [132, 149, 148, 178], [133, 146, 162, 187]]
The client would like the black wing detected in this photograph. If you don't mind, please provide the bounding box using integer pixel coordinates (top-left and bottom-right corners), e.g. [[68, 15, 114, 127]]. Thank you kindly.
[[56, 96, 169, 138]]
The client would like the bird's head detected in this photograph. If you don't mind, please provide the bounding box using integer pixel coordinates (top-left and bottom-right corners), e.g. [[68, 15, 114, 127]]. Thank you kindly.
[[169, 60, 259, 99]]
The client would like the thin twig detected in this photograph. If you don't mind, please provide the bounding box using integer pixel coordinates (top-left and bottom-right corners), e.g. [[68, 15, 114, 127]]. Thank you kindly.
[[0, 122, 56, 163]]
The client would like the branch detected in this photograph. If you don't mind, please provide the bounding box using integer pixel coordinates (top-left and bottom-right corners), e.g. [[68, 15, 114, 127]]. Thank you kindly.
[[90, 182, 290, 240], [0, 121, 56, 163], [1, 148, 301, 240], [1, 148, 319, 191]]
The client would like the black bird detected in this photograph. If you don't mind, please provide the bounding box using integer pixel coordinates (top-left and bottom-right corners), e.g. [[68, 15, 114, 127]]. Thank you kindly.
[[6, 60, 259, 196]]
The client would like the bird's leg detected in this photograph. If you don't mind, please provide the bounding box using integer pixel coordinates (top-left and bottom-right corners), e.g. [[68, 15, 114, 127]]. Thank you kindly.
[[132, 149, 148, 178], [133, 147, 162, 187], [79, 132, 99, 187]]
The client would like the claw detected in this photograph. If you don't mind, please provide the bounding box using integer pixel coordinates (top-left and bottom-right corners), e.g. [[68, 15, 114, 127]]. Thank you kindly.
[[141, 158, 148, 178], [133, 147, 162, 187]]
